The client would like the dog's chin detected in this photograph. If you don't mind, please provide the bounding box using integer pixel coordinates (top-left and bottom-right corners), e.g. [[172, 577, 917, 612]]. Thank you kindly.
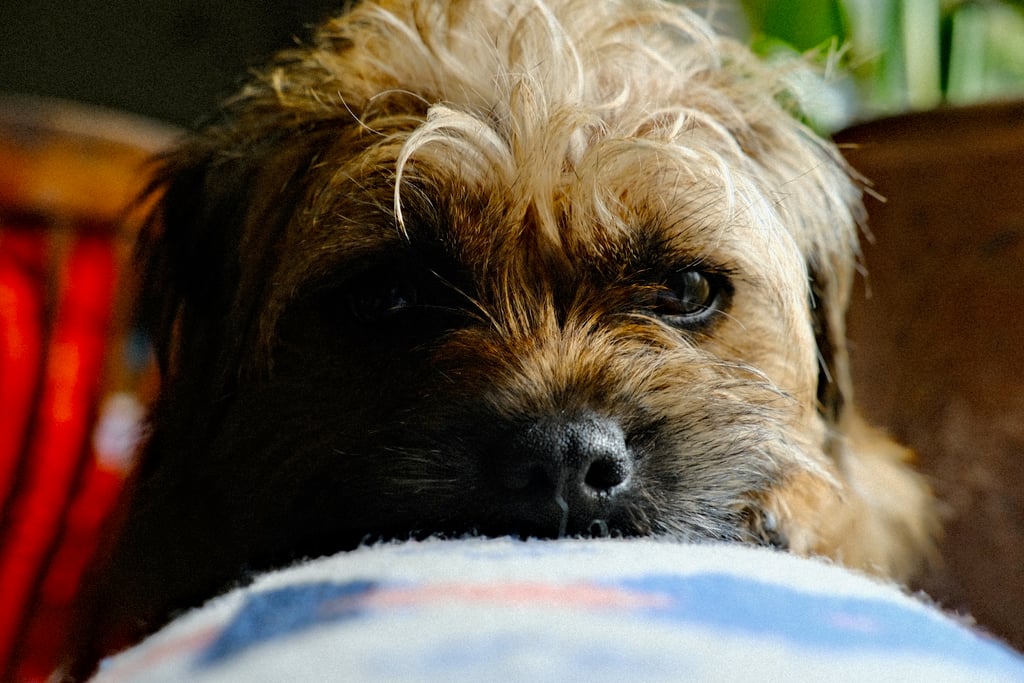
[[353, 523, 633, 547], [389, 511, 788, 547], [326, 493, 790, 555], [345, 519, 704, 551]]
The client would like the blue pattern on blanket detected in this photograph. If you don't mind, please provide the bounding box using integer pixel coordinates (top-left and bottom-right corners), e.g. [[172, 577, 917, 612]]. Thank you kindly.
[[198, 580, 375, 666], [621, 574, 1017, 671], [195, 572, 1024, 676]]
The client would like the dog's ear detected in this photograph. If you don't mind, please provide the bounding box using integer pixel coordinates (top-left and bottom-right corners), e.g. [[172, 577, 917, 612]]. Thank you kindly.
[[808, 260, 853, 426], [805, 254, 939, 581], [137, 121, 331, 389], [136, 142, 243, 381]]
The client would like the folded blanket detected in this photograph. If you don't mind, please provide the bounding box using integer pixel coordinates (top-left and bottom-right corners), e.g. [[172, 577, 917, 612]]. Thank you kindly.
[[94, 538, 1024, 682]]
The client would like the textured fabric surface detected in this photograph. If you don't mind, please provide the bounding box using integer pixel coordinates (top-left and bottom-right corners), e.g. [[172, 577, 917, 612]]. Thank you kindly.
[[94, 538, 1024, 682]]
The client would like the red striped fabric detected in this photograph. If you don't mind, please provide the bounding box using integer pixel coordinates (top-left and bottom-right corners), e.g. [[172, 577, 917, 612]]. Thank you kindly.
[[1, 95, 173, 680], [0, 228, 46, 509], [0, 225, 130, 680]]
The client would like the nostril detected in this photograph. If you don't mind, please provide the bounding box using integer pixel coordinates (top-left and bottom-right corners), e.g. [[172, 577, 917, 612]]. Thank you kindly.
[[583, 456, 629, 493]]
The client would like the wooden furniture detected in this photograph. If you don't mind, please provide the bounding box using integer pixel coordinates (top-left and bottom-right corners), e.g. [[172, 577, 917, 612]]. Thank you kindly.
[[837, 101, 1024, 652]]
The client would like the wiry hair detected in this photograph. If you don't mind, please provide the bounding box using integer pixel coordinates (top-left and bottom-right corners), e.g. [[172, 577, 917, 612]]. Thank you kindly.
[[152, 0, 860, 385]]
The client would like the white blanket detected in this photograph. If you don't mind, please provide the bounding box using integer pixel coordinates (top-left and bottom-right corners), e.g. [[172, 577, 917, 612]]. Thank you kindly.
[[93, 538, 1024, 682]]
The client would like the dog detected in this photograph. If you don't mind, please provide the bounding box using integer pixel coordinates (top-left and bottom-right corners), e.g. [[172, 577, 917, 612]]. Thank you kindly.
[[65, 0, 937, 676]]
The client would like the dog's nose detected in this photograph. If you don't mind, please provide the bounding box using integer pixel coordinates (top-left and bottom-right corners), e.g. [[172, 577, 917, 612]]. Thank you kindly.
[[495, 414, 633, 536]]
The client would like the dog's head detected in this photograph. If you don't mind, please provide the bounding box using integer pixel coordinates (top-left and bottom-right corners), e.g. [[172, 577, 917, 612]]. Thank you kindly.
[[109, 1, 933, 643]]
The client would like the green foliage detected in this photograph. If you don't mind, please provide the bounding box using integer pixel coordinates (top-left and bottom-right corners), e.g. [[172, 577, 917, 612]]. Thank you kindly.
[[741, 0, 1024, 128]]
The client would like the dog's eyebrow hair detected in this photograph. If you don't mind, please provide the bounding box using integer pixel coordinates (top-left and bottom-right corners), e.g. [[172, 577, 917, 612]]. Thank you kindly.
[[346, 231, 466, 283], [594, 220, 724, 283]]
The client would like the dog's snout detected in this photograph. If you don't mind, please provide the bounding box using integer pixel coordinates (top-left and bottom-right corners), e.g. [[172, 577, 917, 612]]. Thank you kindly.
[[503, 415, 632, 495], [494, 415, 633, 537]]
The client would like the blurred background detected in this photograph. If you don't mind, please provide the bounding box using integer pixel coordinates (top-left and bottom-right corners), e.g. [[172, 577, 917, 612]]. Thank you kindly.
[[741, 0, 1024, 128], [1, 1, 1023, 680], [2, 0, 1023, 130], [0, 1, 342, 128]]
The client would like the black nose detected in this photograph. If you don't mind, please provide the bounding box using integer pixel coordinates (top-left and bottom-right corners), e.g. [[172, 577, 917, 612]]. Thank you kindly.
[[493, 414, 634, 537]]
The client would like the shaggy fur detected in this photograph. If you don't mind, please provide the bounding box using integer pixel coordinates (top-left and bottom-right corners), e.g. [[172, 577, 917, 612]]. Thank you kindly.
[[64, 0, 937, 677]]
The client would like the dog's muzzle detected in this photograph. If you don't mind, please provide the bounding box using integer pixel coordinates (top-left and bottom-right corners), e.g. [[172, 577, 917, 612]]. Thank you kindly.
[[491, 414, 635, 538]]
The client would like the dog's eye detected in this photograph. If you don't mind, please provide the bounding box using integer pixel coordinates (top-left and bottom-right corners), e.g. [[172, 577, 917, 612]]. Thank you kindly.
[[650, 269, 720, 326], [348, 279, 419, 322]]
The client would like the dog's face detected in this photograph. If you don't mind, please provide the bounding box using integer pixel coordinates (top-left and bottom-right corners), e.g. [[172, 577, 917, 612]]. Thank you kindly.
[[236, 149, 823, 548], [75, 0, 936, 668]]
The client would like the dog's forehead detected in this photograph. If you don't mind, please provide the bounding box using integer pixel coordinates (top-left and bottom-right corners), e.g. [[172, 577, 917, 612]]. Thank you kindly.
[[410, 172, 744, 277], [265, 0, 856, 316], [293, 125, 804, 298], [377, 129, 803, 289]]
